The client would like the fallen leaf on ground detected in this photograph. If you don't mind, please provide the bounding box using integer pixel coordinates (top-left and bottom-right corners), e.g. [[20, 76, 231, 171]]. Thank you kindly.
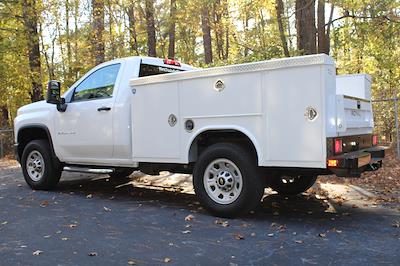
[[277, 224, 286, 232], [103, 207, 112, 212], [233, 233, 244, 240], [215, 219, 229, 227], [184, 214, 194, 221], [33, 250, 43, 256], [40, 200, 49, 207]]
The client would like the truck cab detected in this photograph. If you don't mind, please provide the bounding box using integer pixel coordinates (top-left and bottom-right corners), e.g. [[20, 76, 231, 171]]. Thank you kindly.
[[14, 54, 384, 217]]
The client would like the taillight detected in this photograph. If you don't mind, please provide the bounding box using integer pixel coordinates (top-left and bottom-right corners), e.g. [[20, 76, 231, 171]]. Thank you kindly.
[[372, 135, 378, 146], [334, 138, 343, 154], [163, 58, 181, 67]]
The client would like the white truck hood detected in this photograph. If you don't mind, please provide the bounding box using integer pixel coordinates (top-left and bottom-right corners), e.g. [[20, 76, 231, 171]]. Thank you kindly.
[[17, 100, 50, 116]]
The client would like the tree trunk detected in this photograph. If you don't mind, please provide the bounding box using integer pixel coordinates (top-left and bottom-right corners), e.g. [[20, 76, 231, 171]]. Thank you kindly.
[[275, 0, 290, 57], [317, 0, 328, 54], [74, 0, 79, 79], [224, 26, 229, 60], [107, 0, 116, 59], [22, 0, 43, 102], [127, 2, 139, 55], [201, 6, 213, 64], [91, 0, 105, 65], [213, 0, 224, 60], [243, 12, 249, 57], [325, 4, 335, 55], [168, 0, 176, 59], [0, 106, 9, 128], [222, 0, 229, 60], [39, 22, 55, 80], [65, 0, 72, 75], [295, 0, 316, 55], [145, 0, 157, 57]]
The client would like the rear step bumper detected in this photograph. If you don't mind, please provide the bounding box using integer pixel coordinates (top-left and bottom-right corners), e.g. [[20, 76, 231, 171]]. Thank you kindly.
[[328, 146, 385, 177]]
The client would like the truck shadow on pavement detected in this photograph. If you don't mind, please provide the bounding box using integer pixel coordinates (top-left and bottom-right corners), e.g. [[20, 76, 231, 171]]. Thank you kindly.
[[53, 173, 391, 221]]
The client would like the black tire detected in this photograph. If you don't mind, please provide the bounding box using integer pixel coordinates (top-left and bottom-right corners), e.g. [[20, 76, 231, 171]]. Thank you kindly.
[[109, 168, 134, 179], [193, 143, 264, 218], [21, 140, 62, 190], [270, 174, 317, 196]]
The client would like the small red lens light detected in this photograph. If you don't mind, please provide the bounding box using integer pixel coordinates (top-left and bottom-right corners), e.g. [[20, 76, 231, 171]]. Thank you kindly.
[[334, 139, 342, 154], [372, 135, 378, 146], [163, 58, 181, 67]]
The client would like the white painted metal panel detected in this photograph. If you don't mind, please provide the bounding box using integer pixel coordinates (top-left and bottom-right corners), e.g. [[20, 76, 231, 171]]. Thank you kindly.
[[264, 65, 326, 167], [132, 82, 181, 160], [131, 54, 335, 168], [336, 95, 373, 136], [336, 74, 371, 100]]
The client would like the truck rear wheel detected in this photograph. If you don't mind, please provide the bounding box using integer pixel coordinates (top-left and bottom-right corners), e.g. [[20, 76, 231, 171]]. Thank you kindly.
[[270, 174, 317, 196], [21, 140, 62, 190], [193, 143, 264, 218]]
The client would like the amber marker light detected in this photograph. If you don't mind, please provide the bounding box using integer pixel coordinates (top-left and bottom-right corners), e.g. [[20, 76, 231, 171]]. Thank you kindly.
[[328, 159, 338, 167]]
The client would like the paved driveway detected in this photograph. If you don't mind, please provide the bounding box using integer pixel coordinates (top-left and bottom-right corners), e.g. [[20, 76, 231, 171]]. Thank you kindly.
[[0, 163, 399, 265]]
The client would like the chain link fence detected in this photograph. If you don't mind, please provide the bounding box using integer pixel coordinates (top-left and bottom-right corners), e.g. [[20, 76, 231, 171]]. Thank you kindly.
[[372, 98, 399, 157]]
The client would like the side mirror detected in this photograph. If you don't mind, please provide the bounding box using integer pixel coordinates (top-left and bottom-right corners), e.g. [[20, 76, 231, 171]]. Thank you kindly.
[[46, 80, 61, 104], [46, 80, 67, 112]]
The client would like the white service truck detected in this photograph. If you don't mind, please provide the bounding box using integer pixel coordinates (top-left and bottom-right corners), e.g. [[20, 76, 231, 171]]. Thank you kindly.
[[14, 54, 384, 217]]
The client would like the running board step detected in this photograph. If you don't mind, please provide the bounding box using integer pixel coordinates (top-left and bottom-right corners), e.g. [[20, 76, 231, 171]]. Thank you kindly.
[[63, 166, 114, 174]]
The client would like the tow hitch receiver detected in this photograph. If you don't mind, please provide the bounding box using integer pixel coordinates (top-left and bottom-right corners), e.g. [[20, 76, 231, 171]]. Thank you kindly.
[[328, 147, 385, 177]]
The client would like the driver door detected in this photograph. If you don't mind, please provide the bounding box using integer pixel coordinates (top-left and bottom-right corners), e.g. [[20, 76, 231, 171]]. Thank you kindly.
[[54, 63, 121, 163]]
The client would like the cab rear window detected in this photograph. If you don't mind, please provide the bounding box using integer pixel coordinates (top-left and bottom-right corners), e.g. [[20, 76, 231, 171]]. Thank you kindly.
[[139, 64, 183, 77]]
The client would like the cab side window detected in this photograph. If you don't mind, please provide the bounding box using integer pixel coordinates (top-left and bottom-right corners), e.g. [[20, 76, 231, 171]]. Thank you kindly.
[[73, 64, 121, 101]]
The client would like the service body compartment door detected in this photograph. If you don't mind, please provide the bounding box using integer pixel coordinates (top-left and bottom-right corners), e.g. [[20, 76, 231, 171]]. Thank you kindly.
[[131, 82, 181, 161], [264, 65, 330, 168]]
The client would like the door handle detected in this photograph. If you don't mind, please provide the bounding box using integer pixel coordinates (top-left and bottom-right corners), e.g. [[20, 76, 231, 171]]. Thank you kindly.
[[97, 106, 111, 112]]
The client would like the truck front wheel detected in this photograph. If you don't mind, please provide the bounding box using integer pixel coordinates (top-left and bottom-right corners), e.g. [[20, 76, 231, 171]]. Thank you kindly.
[[270, 174, 317, 196], [193, 143, 264, 218], [21, 140, 62, 190]]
